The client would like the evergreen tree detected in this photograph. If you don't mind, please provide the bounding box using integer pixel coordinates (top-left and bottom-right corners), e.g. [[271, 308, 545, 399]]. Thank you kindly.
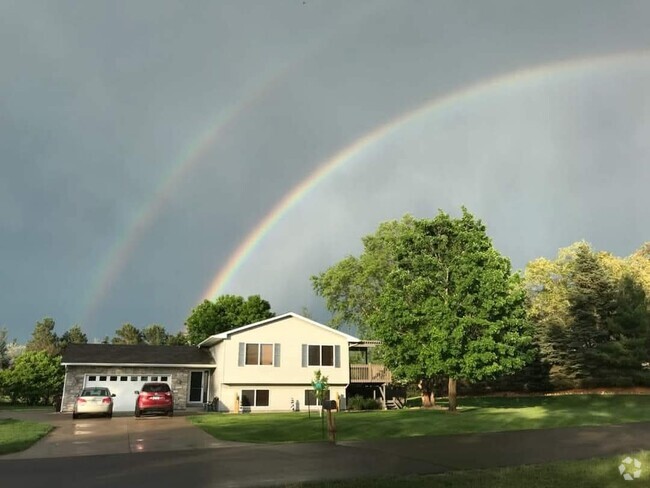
[[60, 325, 88, 347], [166, 331, 189, 346], [142, 324, 169, 345], [25, 318, 60, 356], [111, 323, 143, 345], [565, 244, 617, 383], [0, 328, 7, 369]]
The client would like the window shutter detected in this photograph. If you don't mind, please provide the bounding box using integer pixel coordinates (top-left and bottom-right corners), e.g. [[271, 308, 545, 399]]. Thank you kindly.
[[274, 343, 281, 367], [238, 342, 245, 367], [334, 345, 341, 368], [301, 344, 308, 367]]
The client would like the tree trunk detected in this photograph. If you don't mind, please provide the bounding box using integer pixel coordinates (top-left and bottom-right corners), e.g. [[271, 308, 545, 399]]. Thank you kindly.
[[421, 391, 434, 408], [448, 378, 457, 412], [419, 378, 436, 408]]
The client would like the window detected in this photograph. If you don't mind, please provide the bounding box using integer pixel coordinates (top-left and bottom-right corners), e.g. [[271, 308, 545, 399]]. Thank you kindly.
[[88, 376, 96, 381], [241, 389, 269, 407], [140, 376, 148, 381], [260, 344, 273, 365], [99, 376, 107, 381], [142, 383, 171, 393], [81, 388, 110, 397], [120, 376, 127, 381], [245, 344, 258, 365], [161, 376, 168, 381], [304, 389, 330, 406], [150, 376, 158, 381], [109, 376, 117, 381], [256, 390, 269, 406], [308, 345, 334, 366], [130, 376, 138, 381], [245, 343, 274, 365], [308, 345, 320, 366], [322, 346, 334, 366]]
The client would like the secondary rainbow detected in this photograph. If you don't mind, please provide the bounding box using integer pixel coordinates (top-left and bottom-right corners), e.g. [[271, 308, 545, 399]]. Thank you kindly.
[[79, 2, 387, 324], [202, 49, 650, 301], [81, 74, 285, 325]]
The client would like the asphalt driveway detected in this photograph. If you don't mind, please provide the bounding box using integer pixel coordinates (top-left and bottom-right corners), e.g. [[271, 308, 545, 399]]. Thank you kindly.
[[1, 420, 650, 487], [0, 410, 244, 459]]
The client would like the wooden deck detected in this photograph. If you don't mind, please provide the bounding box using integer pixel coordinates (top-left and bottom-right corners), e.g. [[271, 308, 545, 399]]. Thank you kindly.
[[349, 363, 392, 383]]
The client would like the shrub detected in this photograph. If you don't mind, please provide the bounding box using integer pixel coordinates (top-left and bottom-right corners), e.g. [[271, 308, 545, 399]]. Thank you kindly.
[[347, 395, 381, 411], [2, 352, 64, 405]]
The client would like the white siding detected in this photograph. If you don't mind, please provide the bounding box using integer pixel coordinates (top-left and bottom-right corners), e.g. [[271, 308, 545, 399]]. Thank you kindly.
[[207, 315, 352, 412]]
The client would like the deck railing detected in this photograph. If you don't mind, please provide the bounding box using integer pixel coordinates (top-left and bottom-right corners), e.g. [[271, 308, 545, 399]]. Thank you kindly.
[[350, 363, 392, 383]]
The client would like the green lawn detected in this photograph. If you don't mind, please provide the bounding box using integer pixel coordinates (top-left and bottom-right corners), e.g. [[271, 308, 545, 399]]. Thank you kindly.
[[286, 450, 649, 488], [189, 394, 650, 443], [0, 404, 52, 411], [0, 419, 53, 454]]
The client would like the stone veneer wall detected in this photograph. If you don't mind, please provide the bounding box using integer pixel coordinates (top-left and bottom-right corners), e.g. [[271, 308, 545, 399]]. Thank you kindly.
[[61, 366, 191, 413]]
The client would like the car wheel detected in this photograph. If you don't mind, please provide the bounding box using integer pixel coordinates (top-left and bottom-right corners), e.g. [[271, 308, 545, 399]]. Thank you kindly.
[[135, 406, 141, 418], [107, 409, 113, 419]]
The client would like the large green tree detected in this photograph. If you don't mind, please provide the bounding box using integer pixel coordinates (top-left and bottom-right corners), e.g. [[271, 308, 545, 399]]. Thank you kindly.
[[313, 209, 533, 411], [185, 294, 275, 345], [112, 323, 143, 345], [25, 317, 60, 355]]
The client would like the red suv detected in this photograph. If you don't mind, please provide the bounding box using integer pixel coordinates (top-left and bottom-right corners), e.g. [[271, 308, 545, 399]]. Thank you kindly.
[[134, 382, 173, 417]]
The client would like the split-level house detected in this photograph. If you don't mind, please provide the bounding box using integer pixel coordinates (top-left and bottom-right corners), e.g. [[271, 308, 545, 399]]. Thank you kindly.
[[60, 312, 392, 413]]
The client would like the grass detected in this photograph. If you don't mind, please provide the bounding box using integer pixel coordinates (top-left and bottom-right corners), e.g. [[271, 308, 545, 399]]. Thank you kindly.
[[0, 418, 53, 454], [0, 403, 52, 411], [189, 394, 650, 443], [286, 450, 650, 487]]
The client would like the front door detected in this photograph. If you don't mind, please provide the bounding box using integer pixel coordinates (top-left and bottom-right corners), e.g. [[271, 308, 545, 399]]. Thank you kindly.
[[188, 371, 205, 403]]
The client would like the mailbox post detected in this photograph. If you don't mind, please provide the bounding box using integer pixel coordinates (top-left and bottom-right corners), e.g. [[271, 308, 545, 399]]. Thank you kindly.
[[322, 400, 337, 443]]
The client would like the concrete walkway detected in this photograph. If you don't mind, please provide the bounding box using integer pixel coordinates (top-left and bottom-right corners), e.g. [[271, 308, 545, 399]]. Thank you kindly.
[[0, 409, 244, 459]]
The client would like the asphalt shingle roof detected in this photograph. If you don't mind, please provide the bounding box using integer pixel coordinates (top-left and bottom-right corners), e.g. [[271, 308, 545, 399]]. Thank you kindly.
[[61, 343, 215, 366]]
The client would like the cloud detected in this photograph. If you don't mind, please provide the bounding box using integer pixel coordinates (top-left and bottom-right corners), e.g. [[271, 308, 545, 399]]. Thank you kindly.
[[2, 0, 650, 340]]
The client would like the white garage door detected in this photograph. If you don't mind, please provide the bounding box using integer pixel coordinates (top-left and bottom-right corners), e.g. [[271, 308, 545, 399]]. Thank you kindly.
[[84, 374, 173, 412]]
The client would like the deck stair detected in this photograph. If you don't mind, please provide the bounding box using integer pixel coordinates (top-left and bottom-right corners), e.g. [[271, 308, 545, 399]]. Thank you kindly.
[[385, 397, 404, 410]]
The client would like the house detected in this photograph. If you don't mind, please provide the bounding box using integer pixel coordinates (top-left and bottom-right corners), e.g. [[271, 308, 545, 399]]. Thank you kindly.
[[198, 312, 361, 412], [60, 313, 392, 413]]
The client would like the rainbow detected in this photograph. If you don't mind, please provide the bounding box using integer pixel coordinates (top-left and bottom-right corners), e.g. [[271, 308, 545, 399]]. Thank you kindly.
[[80, 0, 389, 325], [81, 72, 287, 325], [202, 49, 650, 301]]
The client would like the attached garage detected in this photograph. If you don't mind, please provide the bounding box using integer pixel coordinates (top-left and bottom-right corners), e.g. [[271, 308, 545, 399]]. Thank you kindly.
[[83, 373, 173, 412], [60, 344, 215, 413]]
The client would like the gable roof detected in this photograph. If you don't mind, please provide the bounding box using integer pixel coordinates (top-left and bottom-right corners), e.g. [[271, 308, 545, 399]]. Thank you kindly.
[[198, 312, 360, 347], [61, 343, 215, 367]]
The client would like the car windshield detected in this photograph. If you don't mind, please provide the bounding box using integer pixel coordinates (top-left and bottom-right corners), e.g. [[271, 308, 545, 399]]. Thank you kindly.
[[142, 383, 170, 393], [81, 388, 110, 397]]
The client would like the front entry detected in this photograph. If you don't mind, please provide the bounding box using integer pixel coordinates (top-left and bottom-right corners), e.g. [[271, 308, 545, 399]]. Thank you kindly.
[[188, 371, 208, 403]]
